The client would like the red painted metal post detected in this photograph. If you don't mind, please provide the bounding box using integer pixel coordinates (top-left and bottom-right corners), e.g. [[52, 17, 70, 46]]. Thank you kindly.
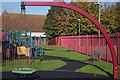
[[86, 35, 88, 55], [71, 36, 73, 50], [77, 36, 79, 52], [73, 36, 75, 50], [74, 36, 76, 52], [118, 33, 120, 64], [25, 2, 118, 78], [55, 37, 56, 45], [79, 36, 81, 52], [91, 35, 93, 56]]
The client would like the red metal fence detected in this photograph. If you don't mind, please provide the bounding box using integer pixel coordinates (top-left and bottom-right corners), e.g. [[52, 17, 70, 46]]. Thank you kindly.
[[48, 33, 120, 64]]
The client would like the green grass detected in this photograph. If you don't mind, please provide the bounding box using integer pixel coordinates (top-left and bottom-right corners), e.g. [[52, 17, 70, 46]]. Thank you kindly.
[[43, 46, 119, 77], [1, 45, 120, 78], [30, 59, 66, 71], [43, 45, 90, 61], [0, 66, 2, 71], [75, 65, 108, 76], [75, 60, 113, 76], [2, 59, 66, 72]]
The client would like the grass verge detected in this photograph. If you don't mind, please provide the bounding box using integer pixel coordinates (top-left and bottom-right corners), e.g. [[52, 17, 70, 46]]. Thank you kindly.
[[2, 59, 66, 72]]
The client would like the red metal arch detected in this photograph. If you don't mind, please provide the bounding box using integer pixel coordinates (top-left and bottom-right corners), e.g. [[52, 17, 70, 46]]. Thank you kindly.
[[25, 2, 118, 79]]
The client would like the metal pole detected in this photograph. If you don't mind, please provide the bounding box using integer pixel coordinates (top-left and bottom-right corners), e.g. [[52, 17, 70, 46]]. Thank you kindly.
[[98, 4, 101, 34], [25, 2, 118, 78], [16, 31, 18, 43], [98, 3, 101, 51], [78, 19, 80, 51], [34, 36, 37, 58], [78, 19, 80, 36], [8, 31, 10, 59], [79, 21, 80, 36], [40, 35, 43, 58], [19, 31, 22, 43], [4, 31, 6, 48], [116, 33, 118, 63], [94, 2, 101, 51], [30, 31, 32, 58], [4, 31, 6, 42], [11, 32, 14, 43], [40, 35, 42, 47]]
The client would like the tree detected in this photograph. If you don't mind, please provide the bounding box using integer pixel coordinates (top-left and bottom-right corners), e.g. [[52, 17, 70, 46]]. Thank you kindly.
[[115, 2, 120, 33], [44, 6, 70, 38], [100, 2, 120, 33], [44, 2, 100, 38], [67, 2, 99, 35], [44, 2, 120, 39], [44, 7, 57, 39]]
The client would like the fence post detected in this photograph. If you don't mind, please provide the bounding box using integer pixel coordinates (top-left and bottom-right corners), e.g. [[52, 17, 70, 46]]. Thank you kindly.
[[91, 35, 92, 56], [105, 36, 107, 61], [56, 37, 58, 46], [118, 33, 120, 64], [77, 36, 79, 52], [86, 35, 88, 55], [98, 32, 100, 51], [73, 36, 75, 50], [116, 33, 118, 64]]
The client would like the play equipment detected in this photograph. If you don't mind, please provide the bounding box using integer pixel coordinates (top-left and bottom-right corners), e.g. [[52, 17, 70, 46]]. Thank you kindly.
[[2, 30, 43, 64], [17, 46, 26, 55], [1, 2, 44, 78], [22, 2, 118, 79], [11, 68, 36, 75], [11, 68, 36, 78], [2, 2, 44, 66]]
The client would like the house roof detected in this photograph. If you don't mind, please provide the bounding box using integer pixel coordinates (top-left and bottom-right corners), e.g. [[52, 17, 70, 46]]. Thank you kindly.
[[1, 12, 46, 32]]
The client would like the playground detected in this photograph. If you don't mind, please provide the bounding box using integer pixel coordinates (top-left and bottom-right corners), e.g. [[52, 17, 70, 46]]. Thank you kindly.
[[1, 30, 119, 79], [2, 45, 118, 79], [1, 1, 120, 80]]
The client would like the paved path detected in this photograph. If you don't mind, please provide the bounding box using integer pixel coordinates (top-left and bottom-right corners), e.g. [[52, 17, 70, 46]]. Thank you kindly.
[[56, 60, 86, 71], [44, 55, 87, 71], [2, 71, 110, 80]]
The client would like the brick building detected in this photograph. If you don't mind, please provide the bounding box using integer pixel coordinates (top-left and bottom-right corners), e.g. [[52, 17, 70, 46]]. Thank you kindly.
[[1, 11, 47, 45]]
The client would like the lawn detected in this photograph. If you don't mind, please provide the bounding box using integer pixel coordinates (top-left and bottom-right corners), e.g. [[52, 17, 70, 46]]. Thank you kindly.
[[43, 45, 114, 76], [2, 59, 66, 71], [1, 45, 120, 78], [43, 45, 91, 61]]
